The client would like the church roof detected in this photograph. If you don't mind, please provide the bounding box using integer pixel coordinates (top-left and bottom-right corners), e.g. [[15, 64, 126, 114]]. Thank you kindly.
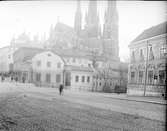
[[131, 21, 167, 44], [55, 22, 75, 33]]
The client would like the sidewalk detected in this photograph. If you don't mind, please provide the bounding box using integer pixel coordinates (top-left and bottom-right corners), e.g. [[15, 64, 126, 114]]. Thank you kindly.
[[61, 89, 166, 105], [104, 93, 166, 105]]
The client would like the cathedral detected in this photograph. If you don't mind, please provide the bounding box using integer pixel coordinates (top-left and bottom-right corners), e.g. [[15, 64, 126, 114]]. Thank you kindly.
[[46, 0, 127, 92], [48, 0, 120, 62]]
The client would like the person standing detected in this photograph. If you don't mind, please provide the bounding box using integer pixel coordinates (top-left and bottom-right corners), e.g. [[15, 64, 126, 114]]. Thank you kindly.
[[59, 84, 64, 95]]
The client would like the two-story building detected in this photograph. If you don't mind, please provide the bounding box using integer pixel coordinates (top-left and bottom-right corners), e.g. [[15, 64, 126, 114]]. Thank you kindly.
[[127, 22, 167, 96], [32, 51, 65, 87]]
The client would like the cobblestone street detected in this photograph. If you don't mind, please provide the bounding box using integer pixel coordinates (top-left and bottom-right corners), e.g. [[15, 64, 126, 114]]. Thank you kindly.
[[0, 83, 166, 131]]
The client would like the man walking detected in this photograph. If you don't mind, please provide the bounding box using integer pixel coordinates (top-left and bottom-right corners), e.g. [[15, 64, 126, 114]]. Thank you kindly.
[[59, 84, 64, 95]]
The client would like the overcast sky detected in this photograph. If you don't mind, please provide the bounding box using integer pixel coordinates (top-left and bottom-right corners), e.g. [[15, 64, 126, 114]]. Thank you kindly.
[[0, 1, 166, 61]]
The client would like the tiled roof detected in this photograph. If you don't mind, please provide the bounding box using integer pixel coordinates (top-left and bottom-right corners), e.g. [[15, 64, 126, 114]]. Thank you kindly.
[[131, 21, 167, 43]]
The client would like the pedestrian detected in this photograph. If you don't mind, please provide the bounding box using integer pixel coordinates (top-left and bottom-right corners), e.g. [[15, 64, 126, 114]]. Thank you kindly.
[[59, 84, 64, 95]]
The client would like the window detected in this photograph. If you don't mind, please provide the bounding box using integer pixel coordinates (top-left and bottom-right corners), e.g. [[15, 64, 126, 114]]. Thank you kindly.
[[87, 76, 90, 83], [36, 73, 41, 82], [37, 61, 41, 66], [47, 61, 51, 67], [82, 76, 85, 82], [149, 47, 154, 60], [160, 45, 166, 59], [138, 71, 143, 83], [131, 72, 135, 83], [131, 51, 135, 63], [75, 75, 79, 82], [148, 70, 153, 84], [46, 73, 51, 83], [140, 49, 144, 61], [159, 70, 165, 85], [99, 82, 101, 86], [57, 62, 61, 68], [56, 74, 61, 83]]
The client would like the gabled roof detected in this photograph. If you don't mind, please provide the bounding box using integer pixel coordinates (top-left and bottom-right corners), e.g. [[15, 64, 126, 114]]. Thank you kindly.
[[131, 21, 167, 43]]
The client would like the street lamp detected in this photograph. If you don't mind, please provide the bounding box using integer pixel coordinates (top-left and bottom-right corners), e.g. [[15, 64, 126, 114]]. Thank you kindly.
[[143, 40, 152, 96]]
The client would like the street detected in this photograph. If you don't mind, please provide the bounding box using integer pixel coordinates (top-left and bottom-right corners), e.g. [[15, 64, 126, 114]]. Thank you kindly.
[[0, 82, 166, 131]]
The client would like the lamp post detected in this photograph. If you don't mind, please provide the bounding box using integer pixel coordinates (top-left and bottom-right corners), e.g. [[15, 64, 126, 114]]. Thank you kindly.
[[143, 40, 151, 96]]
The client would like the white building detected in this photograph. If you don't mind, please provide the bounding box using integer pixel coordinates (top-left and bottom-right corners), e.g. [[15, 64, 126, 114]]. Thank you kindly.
[[32, 51, 65, 87]]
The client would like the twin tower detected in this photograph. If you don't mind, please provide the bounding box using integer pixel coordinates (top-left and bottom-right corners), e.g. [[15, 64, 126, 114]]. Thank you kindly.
[[74, 0, 119, 60]]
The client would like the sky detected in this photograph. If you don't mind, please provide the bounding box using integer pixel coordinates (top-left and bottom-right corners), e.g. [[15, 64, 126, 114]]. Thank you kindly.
[[0, 0, 166, 62]]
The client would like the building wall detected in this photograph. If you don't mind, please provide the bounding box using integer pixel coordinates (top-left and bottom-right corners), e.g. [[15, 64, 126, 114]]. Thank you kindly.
[[70, 70, 93, 91], [0, 46, 14, 73], [32, 51, 65, 87], [63, 57, 92, 68], [128, 34, 166, 96]]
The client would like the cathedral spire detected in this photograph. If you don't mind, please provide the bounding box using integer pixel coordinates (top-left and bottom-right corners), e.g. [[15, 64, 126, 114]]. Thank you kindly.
[[84, 0, 100, 38], [74, 0, 82, 36], [102, 0, 119, 59], [103, 0, 118, 38]]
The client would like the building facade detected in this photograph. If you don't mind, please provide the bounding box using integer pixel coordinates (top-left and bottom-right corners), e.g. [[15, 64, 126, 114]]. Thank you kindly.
[[127, 22, 167, 96], [32, 51, 65, 87]]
